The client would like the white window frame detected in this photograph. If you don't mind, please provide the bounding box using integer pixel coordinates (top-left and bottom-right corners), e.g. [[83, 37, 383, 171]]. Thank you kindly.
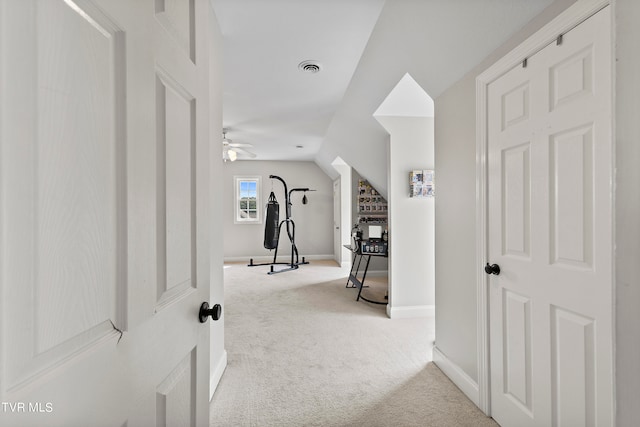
[[234, 176, 262, 224]]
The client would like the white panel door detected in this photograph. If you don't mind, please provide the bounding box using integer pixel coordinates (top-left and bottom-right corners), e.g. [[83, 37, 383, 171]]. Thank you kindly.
[[488, 7, 612, 427], [0, 1, 213, 426]]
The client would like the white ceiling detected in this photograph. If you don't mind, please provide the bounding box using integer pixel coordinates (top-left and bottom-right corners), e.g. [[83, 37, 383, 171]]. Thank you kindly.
[[212, 0, 385, 161], [211, 0, 556, 162]]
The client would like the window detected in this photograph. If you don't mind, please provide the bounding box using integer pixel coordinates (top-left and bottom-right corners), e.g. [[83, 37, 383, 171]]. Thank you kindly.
[[234, 176, 261, 224]]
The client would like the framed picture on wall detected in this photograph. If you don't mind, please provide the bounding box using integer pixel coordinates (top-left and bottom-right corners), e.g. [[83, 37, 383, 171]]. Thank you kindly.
[[409, 169, 434, 198]]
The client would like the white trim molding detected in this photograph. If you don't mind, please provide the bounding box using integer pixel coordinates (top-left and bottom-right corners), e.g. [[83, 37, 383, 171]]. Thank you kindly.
[[433, 346, 479, 407], [475, 68, 491, 415], [386, 304, 434, 319], [474, 0, 611, 418], [209, 350, 228, 402]]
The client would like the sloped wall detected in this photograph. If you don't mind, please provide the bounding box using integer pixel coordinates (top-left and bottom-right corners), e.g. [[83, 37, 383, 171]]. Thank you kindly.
[[314, 0, 559, 197]]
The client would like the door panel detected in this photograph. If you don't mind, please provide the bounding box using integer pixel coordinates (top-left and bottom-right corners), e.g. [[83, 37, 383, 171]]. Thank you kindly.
[[0, 1, 212, 425], [502, 289, 532, 414], [156, 71, 197, 309], [488, 7, 611, 427], [156, 349, 197, 427], [550, 306, 595, 427], [549, 126, 594, 269], [501, 82, 530, 131], [549, 46, 593, 112], [155, 0, 195, 63], [3, 0, 127, 395], [502, 143, 531, 259]]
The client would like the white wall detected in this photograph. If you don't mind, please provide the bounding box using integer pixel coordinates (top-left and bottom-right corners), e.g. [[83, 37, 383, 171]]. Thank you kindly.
[[433, 75, 480, 380], [222, 161, 334, 261], [434, 0, 576, 385], [614, 0, 640, 424], [377, 116, 435, 318], [314, 0, 560, 197]]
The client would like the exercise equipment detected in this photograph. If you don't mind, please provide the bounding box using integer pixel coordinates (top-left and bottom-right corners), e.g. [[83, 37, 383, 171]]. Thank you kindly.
[[249, 175, 313, 274], [263, 192, 280, 249]]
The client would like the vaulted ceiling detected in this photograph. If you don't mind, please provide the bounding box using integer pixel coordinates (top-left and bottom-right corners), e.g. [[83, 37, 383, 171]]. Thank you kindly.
[[211, 0, 556, 162]]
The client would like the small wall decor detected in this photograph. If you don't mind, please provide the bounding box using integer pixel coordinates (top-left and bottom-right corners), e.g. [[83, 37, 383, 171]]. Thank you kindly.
[[409, 170, 434, 198]]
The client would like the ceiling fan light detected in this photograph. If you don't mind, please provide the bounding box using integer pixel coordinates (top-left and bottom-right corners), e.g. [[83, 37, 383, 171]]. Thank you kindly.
[[222, 128, 233, 146], [228, 149, 238, 162]]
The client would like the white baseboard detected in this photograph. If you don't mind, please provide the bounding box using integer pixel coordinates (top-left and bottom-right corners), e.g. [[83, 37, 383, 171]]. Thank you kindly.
[[209, 350, 228, 402], [386, 304, 434, 319], [224, 254, 334, 263], [432, 346, 479, 407]]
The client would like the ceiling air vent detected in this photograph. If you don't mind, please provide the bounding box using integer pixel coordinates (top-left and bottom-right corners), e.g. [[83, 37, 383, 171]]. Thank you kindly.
[[298, 60, 322, 74]]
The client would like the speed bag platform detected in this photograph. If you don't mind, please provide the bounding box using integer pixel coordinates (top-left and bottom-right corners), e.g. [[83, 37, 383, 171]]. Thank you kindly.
[[263, 191, 280, 250]]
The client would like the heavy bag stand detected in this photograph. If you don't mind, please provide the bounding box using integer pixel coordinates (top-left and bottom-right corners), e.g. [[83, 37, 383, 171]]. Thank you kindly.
[[248, 175, 312, 274]]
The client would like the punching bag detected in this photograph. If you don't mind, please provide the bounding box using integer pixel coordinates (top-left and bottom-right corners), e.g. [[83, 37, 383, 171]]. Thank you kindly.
[[263, 192, 280, 250]]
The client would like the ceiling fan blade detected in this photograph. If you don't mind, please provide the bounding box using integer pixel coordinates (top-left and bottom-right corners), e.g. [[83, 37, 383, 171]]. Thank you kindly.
[[222, 129, 255, 157], [233, 146, 257, 158]]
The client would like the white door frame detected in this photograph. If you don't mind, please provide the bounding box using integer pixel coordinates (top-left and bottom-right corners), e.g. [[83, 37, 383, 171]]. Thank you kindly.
[[331, 157, 353, 268], [333, 178, 342, 264], [475, 0, 613, 416]]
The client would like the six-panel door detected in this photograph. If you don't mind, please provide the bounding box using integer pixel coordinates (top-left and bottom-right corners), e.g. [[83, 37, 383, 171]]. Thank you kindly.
[[488, 7, 612, 427], [0, 0, 212, 425]]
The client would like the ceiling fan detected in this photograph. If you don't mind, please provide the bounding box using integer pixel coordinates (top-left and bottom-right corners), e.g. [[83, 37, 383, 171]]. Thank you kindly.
[[222, 129, 256, 162]]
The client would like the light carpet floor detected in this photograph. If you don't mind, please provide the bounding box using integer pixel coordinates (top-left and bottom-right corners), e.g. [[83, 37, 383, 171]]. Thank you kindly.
[[210, 260, 499, 427]]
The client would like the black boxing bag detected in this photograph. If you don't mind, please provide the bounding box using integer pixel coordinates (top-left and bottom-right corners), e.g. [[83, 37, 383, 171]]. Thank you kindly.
[[263, 192, 280, 250]]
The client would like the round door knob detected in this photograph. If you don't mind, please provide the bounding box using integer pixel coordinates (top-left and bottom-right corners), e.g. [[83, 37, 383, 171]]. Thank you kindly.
[[484, 263, 500, 275], [199, 302, 222, 323]]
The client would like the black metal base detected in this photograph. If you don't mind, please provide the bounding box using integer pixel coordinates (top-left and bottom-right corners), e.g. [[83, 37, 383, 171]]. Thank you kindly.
[[247, 258, 295, 267], [267, 260, 310, 275], [247, 257, 310, 274], [345, 249, 387, 305], [358, 294, 387, 305]]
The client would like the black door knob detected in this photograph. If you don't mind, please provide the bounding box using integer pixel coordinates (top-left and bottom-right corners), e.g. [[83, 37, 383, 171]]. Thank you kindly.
[[484, 263, 500, 275], [199, 302, 222, 323]]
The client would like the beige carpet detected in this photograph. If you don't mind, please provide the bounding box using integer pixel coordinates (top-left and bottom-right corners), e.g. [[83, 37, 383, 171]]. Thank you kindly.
[[210, 260, 498, 427]]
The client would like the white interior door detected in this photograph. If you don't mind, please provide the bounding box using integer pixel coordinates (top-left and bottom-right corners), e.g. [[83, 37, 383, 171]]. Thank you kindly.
[[333, 179, 341, 264], [487, 7, 612, 426], [0, 0, 213, 426]]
